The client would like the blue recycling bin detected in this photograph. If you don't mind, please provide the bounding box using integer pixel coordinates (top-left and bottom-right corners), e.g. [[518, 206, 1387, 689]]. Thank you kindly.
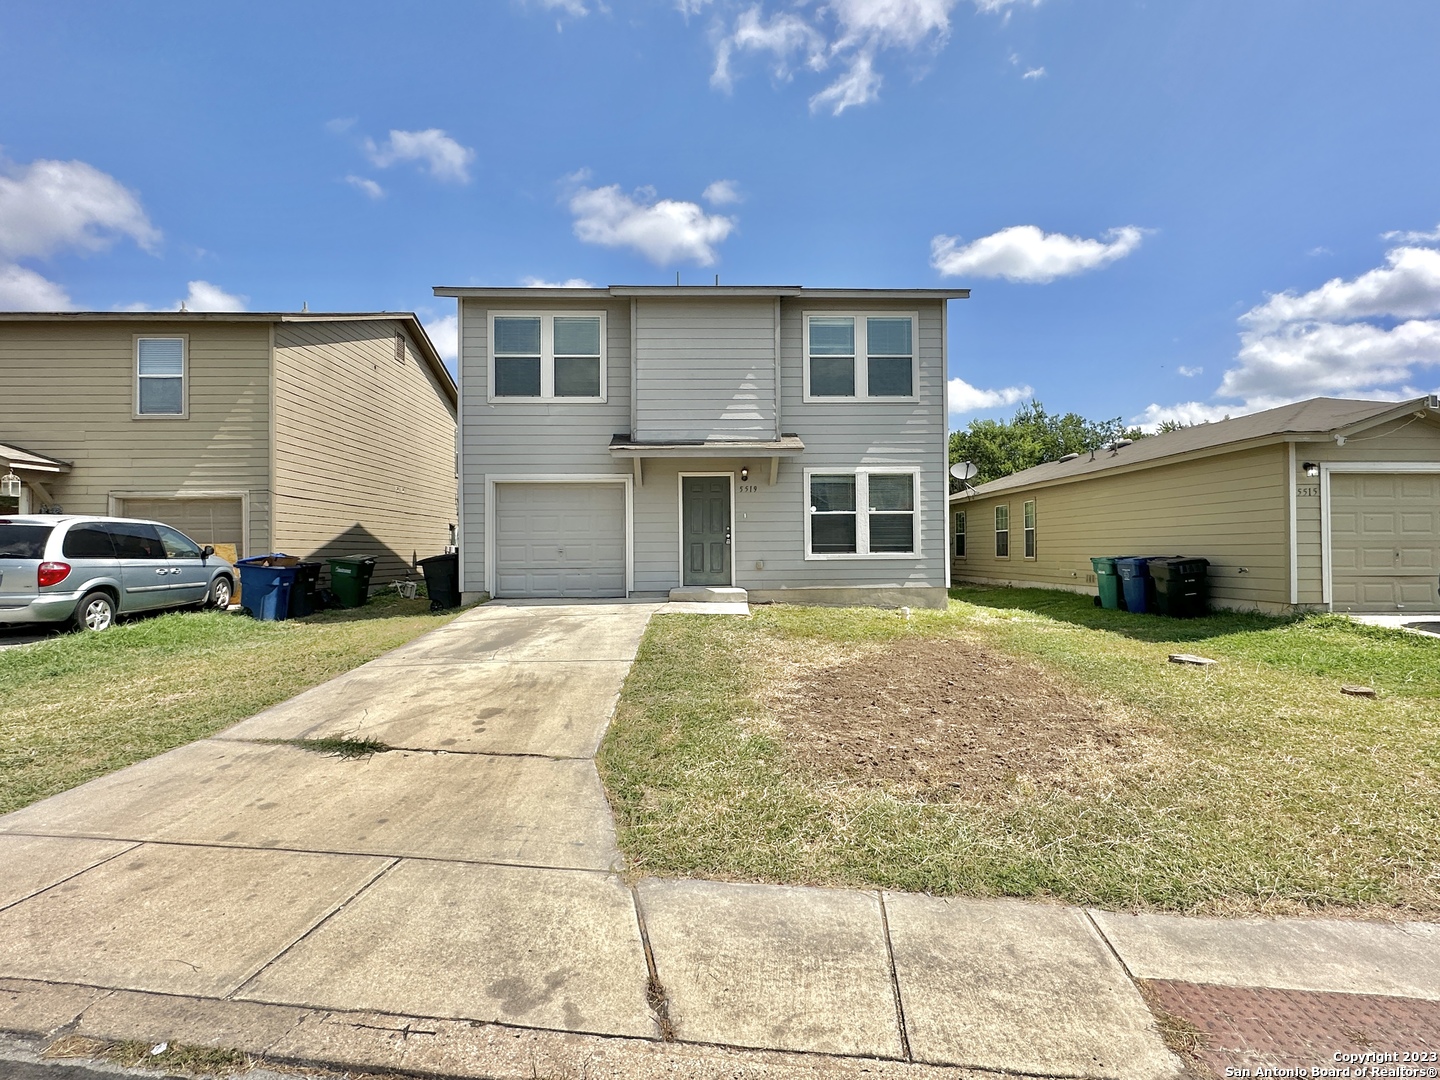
[[1114, 556, 1156, 615], [236, 554, 300, 621]]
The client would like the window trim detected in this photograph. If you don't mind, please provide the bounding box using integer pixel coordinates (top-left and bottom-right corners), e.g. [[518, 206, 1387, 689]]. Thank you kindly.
[[801, 311, 920, 403], [953, 509, 966, 559], [487, 310, 607, 403], [802, 466, 922, 560], [994, 503, 1010, 559], [133, 334, 189, 420], [1023, 499, 1037, 560]]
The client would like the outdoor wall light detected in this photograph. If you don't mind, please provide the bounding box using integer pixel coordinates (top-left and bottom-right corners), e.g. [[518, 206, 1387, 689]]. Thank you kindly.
[[0, 471, 21, 499], [740, 466, 749, 481], [1303, 462, 1320, 478]]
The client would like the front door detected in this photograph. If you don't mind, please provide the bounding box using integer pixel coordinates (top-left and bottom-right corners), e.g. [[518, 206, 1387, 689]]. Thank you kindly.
[[682, 476, 732, 586]]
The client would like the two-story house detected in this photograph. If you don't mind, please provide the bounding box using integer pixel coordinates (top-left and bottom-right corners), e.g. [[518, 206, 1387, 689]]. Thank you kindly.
[[434, 285, 967, 608], [0, 312, 457, 584]]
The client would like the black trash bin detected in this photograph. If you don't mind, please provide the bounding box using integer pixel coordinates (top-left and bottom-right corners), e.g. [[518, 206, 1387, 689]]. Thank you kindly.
[[418, 552, 461, 611], [1146, 557, 1210, 618], [288, 561, 323, 617]]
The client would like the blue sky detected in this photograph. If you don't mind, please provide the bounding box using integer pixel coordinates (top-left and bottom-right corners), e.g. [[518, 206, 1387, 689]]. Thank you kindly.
[[3, 0, 1439, 430]]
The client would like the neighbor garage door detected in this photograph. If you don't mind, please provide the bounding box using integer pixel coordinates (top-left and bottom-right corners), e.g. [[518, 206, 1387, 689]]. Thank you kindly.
[[119, 498, 245, 561], [494, 483, 626, 598], [1330, 473, 1440, 613]]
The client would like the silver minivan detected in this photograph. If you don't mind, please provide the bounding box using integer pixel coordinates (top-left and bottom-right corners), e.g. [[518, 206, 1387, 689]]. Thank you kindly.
[[0, 515, 235, 631]]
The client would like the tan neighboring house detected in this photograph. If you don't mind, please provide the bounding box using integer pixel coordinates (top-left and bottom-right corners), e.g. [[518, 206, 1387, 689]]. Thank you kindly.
[[949, 396, 1440, 615], [0, 312, 457, 584]]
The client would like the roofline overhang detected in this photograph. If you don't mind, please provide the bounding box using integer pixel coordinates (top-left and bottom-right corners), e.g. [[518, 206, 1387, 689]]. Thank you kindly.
[[433, 285, 970, 301]]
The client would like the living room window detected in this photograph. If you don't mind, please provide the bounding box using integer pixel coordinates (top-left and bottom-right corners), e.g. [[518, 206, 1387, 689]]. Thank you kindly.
[[1023, 499, 1037, 559], [953, 509, 966, 558], [490, 312, 605, 401], [135, 336, 187, 418], [805, 469, 919, 558], [994, 504, 1010, 558], [803, 314, 917, 401]]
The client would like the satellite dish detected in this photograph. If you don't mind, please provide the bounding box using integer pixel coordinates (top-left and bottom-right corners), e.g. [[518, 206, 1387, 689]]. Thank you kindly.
[[950, 461, 978, 481]]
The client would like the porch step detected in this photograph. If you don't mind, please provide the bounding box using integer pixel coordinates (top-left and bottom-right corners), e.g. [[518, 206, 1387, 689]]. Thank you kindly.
[[668, 586, 749, 603]]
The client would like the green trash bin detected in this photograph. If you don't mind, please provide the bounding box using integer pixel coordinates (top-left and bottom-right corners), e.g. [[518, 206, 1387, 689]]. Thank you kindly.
[[1090, 556, 1124, 610], [327, 555, 377, 608]]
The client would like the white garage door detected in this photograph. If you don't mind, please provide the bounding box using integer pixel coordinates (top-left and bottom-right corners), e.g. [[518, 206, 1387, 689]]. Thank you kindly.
[[119, 497, 245, 560], [1330, 473, 1440, 613], [494, 483, 626, 598]]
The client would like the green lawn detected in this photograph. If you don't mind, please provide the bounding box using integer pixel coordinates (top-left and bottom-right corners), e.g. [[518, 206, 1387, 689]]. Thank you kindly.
[[0, 594, 461, 814], [598, 588, 1440, 915]]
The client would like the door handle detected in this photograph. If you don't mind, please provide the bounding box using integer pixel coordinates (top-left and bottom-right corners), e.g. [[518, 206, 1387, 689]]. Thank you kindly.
[[155, 568, 168, 575]]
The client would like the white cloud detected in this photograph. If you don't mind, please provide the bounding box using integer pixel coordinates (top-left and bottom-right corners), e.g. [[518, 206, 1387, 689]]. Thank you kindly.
[[931, 224, 1146, 283], [947, 376, 1032, 415], [1129, 401, 1245, 429], [177, 280, 247, 312], [567, 179, 736, 266], [364, 129, 475, 184], [0, 263, 72, 310], [1137, 239, 1440, 428], [1022, 65, 1045, 79], [345, 175, 384, 199], [325, 117, 357, 135], [676, 0, 714, 15], [1177, 365, 1203, 377], [1381, 224, 1440, 244], [711, 0, 1016, 114], [423, 313, 458, 364], [0, 157, 160, 260], [1240, 246, 1440, 332], [703, 179, 743, 206], [522, 276, 598, 288]]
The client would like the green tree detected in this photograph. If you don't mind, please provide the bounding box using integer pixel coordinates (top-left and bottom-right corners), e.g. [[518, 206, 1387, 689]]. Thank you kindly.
[[948, 400, 1147, 490]]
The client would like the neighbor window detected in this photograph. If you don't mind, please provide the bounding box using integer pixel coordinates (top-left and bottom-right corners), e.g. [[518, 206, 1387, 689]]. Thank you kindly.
[[805, 469, 919, 557], [136, 337, 186, 417], [994, 504, 1010, 558], [491, 312, 605, 400], [804, 314, 916, 401], [953, 510, 966, 558], [1023, 500, 1036, 559]]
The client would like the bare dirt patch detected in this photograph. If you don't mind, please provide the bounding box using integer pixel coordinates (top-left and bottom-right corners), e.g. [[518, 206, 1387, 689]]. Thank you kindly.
[[770, 636, 1158, 802]]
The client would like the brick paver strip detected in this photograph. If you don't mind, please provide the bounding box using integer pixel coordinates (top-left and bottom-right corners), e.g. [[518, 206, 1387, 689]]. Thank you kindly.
[[1143, 980, 1440, 1077]]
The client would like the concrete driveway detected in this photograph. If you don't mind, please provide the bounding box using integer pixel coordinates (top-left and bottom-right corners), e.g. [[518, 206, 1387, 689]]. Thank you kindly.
[[2, 598, 1435, 1079]]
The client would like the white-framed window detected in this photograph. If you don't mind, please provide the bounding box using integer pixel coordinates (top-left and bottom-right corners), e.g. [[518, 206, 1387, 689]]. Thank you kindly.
[[953, 509, 966, 558], [135, 336, 187, 418], [994, 504, 1009, 558], [802, 313, 918, 401], [1023, 499, 1036, 559], [804, 468, 920, 559], [489, 311, 606, 402]]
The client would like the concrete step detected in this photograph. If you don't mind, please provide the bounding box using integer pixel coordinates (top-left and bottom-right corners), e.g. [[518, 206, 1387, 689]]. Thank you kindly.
[[668, 586, 748, 603]]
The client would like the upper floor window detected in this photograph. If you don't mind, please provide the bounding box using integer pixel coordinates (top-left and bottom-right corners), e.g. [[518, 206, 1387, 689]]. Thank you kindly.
[[490, 312, 605, 402], [805, 468, 919, 559], [803, 313, 916, 401], [136, 336, 186, 417]]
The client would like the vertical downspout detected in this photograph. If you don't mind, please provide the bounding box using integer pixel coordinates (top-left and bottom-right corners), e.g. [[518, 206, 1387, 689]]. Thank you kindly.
[[1287, 441, 1297, 608], [942, 299, 952, 592], [266, 320, 277, 562], [456, 299, 467, 595], [773, 297, 783, 441], [630, 297, 639, 440]]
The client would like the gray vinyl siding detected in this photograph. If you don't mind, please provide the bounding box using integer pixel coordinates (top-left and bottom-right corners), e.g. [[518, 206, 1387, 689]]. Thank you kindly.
[[459, 294, 949, 598], [0, 320, 273, 556], [458, 297, 632, 593], [633, 298, 776, 442]]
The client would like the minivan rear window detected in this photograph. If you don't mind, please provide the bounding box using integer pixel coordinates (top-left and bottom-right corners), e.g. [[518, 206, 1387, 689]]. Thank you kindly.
[[0, 525, 53, 559], [63, 524, 118, 559]]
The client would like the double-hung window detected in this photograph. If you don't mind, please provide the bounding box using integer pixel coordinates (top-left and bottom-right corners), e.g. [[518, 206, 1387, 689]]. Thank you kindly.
[[994, 504, 1010, 558], [490, 312, 605, 401], [135, 336, 186, 417], [803, 314, 917, 401], [953, 510, 966, 558], [805, 469, 919, 558], [1023, 500, 1037, 559]]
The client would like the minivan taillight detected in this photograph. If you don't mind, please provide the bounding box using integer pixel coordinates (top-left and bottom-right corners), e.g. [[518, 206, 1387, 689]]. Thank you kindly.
[[37, 561, 71, 588]]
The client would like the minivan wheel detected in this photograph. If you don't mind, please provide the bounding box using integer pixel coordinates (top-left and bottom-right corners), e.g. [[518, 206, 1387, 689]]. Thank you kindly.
[[209, 576, 233, 609], [73, 591, 116, 632]]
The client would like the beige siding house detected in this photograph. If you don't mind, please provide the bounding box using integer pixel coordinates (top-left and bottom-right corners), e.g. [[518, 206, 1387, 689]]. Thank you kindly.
[[949, 397, 1440, 615], [1, 312, 456, 585]]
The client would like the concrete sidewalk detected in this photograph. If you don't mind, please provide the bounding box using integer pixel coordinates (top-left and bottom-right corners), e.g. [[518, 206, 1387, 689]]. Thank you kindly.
[[1, 598, 1437, 1080]]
